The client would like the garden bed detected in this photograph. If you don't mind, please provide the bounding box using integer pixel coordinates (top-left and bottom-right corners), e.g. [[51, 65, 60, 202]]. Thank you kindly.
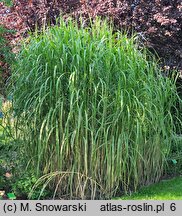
[[0, 0, 182, 200]]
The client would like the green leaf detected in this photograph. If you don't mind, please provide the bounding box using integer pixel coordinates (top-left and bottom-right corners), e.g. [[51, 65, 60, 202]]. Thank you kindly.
[[7, 193, 16, 200], [172, 159, 177, 165]]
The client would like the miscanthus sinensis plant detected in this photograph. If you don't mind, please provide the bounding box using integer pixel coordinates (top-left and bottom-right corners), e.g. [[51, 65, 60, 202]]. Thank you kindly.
[[10, 18, 180, 199]]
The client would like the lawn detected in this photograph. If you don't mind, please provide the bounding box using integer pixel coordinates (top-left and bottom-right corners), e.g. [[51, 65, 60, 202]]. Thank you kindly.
[[115, 176, 182, 200]]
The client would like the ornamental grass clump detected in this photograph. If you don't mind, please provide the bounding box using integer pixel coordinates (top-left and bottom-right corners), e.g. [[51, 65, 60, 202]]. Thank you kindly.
[[11, 18, 179, 199]]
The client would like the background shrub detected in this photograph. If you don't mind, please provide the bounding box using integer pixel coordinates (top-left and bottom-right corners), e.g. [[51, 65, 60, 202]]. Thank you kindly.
[[11, 18, 180, 199], [0, 25, 15, 95]]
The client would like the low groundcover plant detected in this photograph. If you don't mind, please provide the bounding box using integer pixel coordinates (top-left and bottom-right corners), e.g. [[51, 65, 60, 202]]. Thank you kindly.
[[10, 18, 180, 199]]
